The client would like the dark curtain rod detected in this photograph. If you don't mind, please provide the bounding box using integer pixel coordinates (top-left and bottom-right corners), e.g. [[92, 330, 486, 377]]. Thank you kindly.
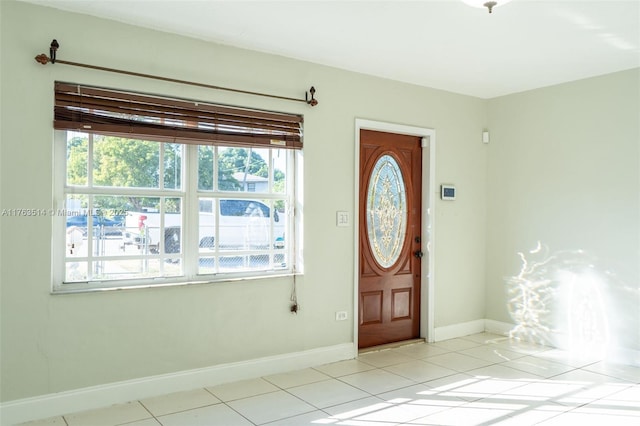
[[35, 39, 318, 107]]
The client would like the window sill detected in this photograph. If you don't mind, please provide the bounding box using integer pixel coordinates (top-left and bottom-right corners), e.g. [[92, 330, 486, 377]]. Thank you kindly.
[[51, 272, 302, 295]]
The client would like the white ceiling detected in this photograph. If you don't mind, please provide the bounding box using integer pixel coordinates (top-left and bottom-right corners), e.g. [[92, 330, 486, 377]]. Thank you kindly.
[[21, 0, 640, 98]]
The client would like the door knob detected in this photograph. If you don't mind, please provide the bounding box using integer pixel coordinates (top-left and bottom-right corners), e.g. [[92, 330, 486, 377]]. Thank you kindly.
[[414, 250, 424, 259]]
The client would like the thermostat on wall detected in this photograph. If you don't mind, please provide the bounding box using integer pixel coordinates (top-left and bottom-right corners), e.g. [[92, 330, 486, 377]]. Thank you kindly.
[[441, 184, 456, 200]]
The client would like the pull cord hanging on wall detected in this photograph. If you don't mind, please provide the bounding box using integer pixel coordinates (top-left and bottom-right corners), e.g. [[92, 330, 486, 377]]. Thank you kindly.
[[35, 39, 318, 107]]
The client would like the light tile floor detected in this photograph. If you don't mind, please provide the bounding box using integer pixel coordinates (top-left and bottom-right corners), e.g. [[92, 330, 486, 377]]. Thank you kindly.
[[21, 333, 640, 426]]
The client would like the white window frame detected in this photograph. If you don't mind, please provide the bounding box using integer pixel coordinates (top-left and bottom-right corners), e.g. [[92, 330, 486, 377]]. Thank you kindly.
[[52, 130, 301, 293]]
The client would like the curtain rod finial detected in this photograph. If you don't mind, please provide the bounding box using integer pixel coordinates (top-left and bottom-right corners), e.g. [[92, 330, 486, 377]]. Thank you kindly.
[[35, 54, 50, 65], [34, 39, 59, 65]]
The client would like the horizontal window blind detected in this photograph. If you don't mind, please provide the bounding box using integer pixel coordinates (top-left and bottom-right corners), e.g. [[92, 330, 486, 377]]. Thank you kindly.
[[54, 82, 303, 149]]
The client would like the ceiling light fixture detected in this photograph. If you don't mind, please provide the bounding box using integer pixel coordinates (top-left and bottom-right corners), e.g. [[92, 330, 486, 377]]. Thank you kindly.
[[461, 0, 513, 13]]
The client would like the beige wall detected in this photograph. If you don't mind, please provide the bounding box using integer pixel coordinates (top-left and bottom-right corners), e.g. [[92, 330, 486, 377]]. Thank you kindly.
[[485, 69, 640, 355], [1, 1, 488, 402]]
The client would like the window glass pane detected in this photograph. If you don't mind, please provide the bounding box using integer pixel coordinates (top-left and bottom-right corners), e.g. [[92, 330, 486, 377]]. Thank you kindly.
[[272, 200, 287, 252], [163, 197, 182, 256], [198, 146, 214, 191], [121, 197, 160, 255], [65, 194, 90, 241], [199, 257, 215, 275], [199, 197, 217, 253], [217, 147, 270, 193], [120, 196, 156, 255], [89, 196, 126, 258], [272, 149, 287, 194], [66, 132, 89, 186], [64, 195, 90, 282], [89, 227, 124, 257], [125, 197, 183, 256], [93, 135, 160, 188], [274, 251, 288, 269], [163, 143, 182, 190], [65, 194, 89, 215], [218, 198, 271, 249], [163, 259, 183, 276], [66, 222, 88, 259], [92, 196, 127, 254], [65, 261, 88, 282]]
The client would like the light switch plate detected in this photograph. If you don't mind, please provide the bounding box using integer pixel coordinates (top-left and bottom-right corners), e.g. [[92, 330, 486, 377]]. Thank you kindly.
[[336, 211, 350, 227]]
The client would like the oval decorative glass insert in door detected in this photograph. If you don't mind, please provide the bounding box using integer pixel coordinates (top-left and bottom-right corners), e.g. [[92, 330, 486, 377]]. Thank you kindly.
[[366, 154, 407, 268]]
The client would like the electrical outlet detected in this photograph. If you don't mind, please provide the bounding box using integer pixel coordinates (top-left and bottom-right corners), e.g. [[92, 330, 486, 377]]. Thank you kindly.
[[335, 311, 348, 321]]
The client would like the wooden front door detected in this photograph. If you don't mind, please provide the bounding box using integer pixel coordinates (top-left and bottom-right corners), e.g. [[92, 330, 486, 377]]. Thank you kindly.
[[359, 129, 422, 349]]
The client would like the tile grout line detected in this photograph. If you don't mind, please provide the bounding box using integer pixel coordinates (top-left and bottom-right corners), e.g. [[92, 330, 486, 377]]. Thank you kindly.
[[134, 399, 159, 425], [222, 400, 260, 426], [205, 383, 280, 426]]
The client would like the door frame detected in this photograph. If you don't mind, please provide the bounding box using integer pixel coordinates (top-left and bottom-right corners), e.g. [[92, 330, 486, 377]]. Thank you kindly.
[[354, 119, 436, 351]]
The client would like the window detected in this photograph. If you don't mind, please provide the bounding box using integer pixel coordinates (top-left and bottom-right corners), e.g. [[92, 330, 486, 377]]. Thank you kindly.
[[53, 83, 302, 292]]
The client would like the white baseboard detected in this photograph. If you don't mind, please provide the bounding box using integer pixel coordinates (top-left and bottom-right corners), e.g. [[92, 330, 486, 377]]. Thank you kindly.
[[433, 319, 485, 341], [433, 319, 515, 342], [1, 343, 355, 425]]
